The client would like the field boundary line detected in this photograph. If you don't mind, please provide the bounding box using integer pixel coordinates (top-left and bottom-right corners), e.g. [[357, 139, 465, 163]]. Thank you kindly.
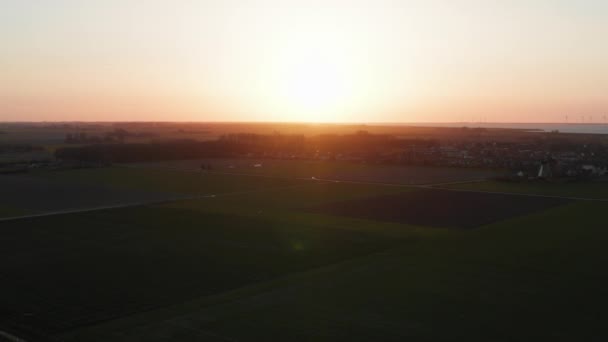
[[426, 185, 608, 202], [0, 330, 26, 342], [422, 178, 488, 187]]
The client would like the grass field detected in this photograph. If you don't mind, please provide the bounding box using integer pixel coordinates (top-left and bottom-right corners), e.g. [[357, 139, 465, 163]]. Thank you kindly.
[[0, 205, 31, 218], [0, 173, 180, 215], [60, 201, 608, 342], [443, 179, 608, 200], [0, 166, 606, 341], [32, 167, 300, 195], [0, 205, 399, 335], [0, 167, 305, 217], [129, 158, 502, 185]]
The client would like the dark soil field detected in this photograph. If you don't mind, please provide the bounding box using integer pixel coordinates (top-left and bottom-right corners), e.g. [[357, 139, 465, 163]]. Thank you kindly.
[[311, 189, 571, 229], [0, 175, 179, 215]]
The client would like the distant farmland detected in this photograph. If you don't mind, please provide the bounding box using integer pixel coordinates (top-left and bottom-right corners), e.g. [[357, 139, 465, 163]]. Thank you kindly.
[[128, 158, 503, 185]]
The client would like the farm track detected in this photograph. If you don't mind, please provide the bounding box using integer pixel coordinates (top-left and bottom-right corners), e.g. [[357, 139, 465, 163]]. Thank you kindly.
[[0, 330, 26, 342], [122, 164, 608, 202], [0, 183, 315, 223]]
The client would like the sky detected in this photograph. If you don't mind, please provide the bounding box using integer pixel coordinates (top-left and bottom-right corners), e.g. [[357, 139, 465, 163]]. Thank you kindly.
[[1, 0, 607, 123]]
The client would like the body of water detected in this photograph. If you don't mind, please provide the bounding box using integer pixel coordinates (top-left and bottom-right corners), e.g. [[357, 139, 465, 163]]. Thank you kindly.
[[387, 123, 608, 135]]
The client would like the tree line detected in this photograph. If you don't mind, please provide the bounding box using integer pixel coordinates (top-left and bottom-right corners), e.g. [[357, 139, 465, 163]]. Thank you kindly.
[[54, 133, 438, 163]]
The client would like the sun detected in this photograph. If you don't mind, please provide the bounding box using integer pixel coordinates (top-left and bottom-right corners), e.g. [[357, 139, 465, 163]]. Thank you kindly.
[[279, 56, 352, 122], [263, 32, 361, 123]]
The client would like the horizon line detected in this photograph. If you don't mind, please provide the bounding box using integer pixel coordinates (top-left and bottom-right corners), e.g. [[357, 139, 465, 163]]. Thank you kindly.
[[1, 120, 608, 126]]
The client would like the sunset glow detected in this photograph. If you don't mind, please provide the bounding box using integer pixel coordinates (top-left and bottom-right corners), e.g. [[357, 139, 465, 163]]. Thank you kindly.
[[264, 28, 365, 122], [1, 1, 607, 123]]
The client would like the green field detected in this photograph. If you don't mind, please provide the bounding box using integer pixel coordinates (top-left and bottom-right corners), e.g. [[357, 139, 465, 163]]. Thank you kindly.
[[0, 205, 30, 218], [443, 179, 608, 200], [0, 166, 606, 341], [129, 158, 502, 185], [31, 167, 300, 195], [62, 201, 608, 342]]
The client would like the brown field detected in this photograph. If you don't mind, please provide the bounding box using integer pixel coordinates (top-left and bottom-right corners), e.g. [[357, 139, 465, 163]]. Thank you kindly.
[[310, 189, 571, 229]]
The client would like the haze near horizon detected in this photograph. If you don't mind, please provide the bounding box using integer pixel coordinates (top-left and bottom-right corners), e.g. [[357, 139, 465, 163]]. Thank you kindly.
[[1, 0, 607, 123]]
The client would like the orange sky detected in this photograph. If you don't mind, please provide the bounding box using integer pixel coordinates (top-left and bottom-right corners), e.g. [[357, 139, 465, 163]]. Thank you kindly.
[[1, 1, 607, 123]]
